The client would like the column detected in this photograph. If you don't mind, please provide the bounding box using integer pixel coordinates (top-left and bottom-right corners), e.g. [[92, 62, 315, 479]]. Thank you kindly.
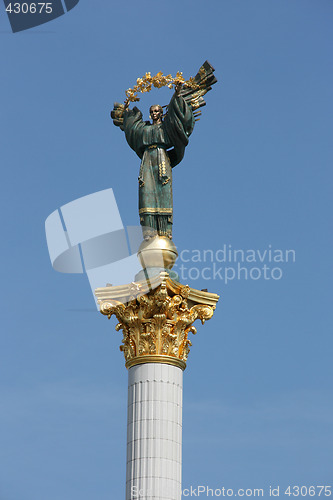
[[96, 274, 219, 500], [126, 363, 183, 500]]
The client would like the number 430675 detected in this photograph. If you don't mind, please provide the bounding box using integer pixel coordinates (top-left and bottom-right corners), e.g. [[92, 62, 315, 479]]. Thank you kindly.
[[285, 486, 331, 496], [6, 3, 53, 14]]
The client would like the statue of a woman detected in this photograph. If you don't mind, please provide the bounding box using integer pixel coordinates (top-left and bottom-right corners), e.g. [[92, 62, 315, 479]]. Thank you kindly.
[[111, 61, 217, 241]]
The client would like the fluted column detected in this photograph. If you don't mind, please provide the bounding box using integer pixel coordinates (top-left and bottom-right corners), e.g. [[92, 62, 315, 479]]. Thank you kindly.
[[126, 363, 182, 500]]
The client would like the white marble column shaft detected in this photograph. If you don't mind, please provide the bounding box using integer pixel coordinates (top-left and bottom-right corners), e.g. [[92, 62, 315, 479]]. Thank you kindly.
[[126, 363, 183, 500]]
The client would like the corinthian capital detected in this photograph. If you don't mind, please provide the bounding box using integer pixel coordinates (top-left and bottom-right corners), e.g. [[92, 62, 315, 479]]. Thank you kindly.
[[95, 273, 219, 370]]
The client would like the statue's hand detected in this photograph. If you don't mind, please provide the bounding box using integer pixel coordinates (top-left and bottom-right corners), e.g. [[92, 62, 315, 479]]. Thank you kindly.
[[110, 102, 125, 130]]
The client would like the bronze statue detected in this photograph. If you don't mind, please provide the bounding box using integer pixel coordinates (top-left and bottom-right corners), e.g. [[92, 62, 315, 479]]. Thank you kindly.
[[111, 61, 217, 241]]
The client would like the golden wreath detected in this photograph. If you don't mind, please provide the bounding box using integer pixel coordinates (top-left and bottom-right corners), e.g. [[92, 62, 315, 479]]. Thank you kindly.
[[125, 71, 199, 103]]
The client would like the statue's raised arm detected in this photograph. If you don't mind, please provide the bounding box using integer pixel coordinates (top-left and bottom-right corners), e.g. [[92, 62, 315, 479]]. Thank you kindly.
[[110, 61, 217, 240]]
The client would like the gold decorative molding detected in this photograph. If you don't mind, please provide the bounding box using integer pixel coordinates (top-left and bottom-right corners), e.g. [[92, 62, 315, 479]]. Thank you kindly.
[[96, 273, 219, 370], [125, 355, 186, 371]]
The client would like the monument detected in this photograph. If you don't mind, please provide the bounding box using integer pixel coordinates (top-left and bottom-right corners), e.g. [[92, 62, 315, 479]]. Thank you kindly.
[[95, 61, 219, 500]]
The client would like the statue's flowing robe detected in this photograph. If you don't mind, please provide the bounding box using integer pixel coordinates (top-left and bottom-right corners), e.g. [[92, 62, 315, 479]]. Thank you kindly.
[[123, 94, 194, 238]]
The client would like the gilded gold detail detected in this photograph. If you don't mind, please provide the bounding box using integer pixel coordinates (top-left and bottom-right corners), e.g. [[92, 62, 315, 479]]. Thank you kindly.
[[125, 355, 186, 370], [199, 66, 206, 80], [159, 161, 167, 178], [125, 71, 200, 104], [96, 274, 219, 370], [139, 207, 172, 214]]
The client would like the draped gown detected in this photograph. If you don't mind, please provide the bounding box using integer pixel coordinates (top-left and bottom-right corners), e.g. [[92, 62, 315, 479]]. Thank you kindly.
[[122, 94, 195, 239]]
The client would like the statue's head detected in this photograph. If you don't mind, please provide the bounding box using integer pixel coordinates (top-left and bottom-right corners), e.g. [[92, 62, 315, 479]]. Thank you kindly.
[[149, 105, 163, 124]]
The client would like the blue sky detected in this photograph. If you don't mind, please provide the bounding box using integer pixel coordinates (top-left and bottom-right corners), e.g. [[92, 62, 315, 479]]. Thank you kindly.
[[1, 1, 332, 499]]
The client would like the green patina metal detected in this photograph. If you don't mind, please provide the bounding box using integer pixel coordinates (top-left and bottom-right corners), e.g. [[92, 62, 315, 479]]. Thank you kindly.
[[111, 61, 217, 240], [122, 94, 194, 239]]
